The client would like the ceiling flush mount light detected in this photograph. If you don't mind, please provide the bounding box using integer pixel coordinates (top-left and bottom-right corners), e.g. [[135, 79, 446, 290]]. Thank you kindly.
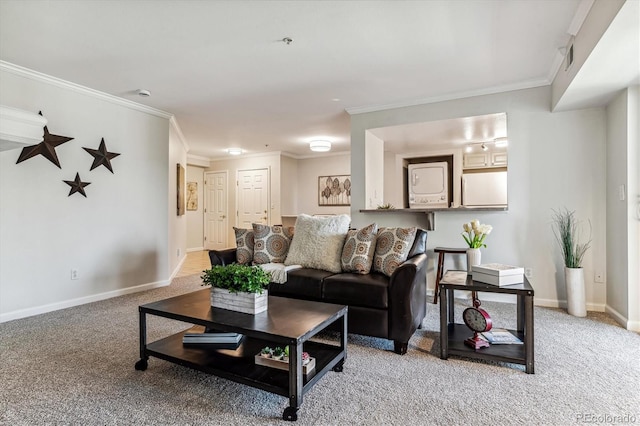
[[309, 140, 331, 152], [137, 89, 150, 97], [227, 148, 242, 156]]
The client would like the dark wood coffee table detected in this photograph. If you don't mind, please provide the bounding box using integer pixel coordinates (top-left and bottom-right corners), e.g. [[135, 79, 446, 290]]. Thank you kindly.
[[134, 289, 347, 421]]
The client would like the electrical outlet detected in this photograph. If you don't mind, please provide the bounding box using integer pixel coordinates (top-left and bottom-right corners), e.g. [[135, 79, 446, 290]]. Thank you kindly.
[[524, 268, 533, 278], [594, 272, 604, 283], [71, 269, 79, 280]]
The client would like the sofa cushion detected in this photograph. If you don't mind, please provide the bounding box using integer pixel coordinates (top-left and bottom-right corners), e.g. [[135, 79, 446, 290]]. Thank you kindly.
[[373, 227, 417, 277], [323, 272, 389, 309], [252, 224, 294, 264], [341, 223, 378, 274], [268, 268, 333, 299], [284, 214, 350, 273], [233, 227, 254, 264]]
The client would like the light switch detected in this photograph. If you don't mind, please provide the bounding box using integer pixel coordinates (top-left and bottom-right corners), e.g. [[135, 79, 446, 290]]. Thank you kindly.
[[619, 184, 626, 201]]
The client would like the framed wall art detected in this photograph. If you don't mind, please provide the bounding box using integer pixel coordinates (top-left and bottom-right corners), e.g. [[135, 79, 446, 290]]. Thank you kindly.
[[177, 164, 185, 216], [318, 175, 351, 206], [186, 181, 198, 211]]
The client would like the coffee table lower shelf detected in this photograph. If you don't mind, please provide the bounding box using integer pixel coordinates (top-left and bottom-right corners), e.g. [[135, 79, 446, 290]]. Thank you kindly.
[[141, 331, 343, 397]]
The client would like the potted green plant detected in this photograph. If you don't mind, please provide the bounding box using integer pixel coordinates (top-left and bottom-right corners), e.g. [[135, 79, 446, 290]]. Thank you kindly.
[[552, 208, 591, 317], [201, 264, 271, 314]]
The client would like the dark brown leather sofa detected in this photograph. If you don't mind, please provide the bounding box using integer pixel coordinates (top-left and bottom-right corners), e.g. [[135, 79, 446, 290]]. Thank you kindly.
[[208, 229, 428, 354]]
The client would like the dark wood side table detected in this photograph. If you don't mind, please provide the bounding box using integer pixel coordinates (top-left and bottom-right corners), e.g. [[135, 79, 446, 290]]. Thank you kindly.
[[433, 247, 468, 303], [439, 271, 535, 374]]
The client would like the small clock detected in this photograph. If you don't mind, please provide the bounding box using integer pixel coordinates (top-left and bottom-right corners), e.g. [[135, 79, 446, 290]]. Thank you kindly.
[[462, 296, 492, 349]]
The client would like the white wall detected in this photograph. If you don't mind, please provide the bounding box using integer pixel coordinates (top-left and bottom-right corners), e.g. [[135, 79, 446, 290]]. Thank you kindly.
[[168, 122, 188, 277], [364, 132, 384, 209], [606, 86, 640, 330], [186, 165, 204, 251], [296, 153, 351, 216], [281, 155, 298, 216], [0, 65, 172, 321], [350, 86, 607, 310]]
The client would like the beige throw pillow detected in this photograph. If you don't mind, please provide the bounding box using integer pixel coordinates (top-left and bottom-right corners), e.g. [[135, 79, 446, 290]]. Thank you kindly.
[[341, 223, 378, 274], [373, 227, 417, 277], [284, 214, 350, 273]]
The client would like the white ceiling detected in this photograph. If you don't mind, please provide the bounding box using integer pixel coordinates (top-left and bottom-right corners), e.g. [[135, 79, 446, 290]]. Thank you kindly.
[[0, 0, 585, 158]]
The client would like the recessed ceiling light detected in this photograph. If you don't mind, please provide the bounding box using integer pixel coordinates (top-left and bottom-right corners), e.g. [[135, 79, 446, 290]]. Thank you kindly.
[[227, 148, 242, 155], [309, 140, 331, 152], [137, 89, 150, 97]]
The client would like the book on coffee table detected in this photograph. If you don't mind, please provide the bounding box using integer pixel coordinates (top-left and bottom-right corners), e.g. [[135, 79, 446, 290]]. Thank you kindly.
[[182, 325, 243, 345]]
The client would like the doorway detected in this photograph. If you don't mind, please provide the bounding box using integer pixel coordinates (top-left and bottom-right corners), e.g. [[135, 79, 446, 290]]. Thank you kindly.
[[204, 171, 228, 250], [237, 168, 270, 227]]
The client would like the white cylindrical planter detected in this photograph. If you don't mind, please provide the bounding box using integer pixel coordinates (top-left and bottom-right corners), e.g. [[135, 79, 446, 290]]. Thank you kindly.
[[565, 267, 587, 317], [466, 248, 481, 273]]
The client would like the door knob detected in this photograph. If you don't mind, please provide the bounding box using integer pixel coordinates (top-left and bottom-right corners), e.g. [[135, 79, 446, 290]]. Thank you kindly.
[[221, 215, 226, 219]]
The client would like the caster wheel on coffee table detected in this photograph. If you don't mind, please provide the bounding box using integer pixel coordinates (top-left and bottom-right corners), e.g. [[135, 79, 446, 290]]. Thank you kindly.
[[134, 359, 148, 371], [282, 406, 298, 421], [332, 360, 344, 372]]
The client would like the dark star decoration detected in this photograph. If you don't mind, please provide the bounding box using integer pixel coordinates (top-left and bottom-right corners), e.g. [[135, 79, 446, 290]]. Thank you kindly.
[[83, 138, 120, 173], [63, 173, 91, 197], [16, 112, 74, 168]]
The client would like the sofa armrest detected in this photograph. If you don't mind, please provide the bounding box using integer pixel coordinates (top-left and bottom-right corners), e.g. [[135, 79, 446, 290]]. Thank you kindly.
[[388, 253, 428, 343], [208, 248, 237, 266]]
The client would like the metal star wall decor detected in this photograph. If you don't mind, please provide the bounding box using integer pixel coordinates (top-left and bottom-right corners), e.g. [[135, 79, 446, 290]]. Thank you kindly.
[[83, 138, 120, 173], [16, 112, 74, 168], [63, 173, 91, 197]]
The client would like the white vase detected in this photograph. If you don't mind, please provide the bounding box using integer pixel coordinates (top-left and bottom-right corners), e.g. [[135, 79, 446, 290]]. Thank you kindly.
[[565, 267, 586, 317], [466, 248, 481, 273]]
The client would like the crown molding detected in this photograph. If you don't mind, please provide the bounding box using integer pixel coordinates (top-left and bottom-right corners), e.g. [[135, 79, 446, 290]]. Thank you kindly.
[[345, 79, 550, 115], [186, 154, 210, 167], [0, 61, 172, 119], [169, 116, 189, 152]]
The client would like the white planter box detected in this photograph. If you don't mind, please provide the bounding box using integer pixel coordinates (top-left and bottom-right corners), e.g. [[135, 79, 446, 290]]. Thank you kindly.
[[210, 288, 268, 314]]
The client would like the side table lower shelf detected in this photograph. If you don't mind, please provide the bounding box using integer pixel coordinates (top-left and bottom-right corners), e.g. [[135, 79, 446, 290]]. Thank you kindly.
[[444, 324, 527, 365]]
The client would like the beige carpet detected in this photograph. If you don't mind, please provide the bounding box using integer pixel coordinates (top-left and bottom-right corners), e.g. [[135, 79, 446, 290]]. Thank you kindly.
[[1, 274, 639, 425]]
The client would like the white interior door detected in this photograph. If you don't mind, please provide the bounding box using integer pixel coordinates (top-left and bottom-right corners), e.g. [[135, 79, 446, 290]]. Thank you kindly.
[[205, 171, 228, 250], [237, 168, 269, 227]]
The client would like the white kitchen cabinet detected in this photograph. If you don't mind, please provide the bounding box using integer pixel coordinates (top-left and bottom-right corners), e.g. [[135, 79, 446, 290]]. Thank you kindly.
[[463, 151, 507, 169]]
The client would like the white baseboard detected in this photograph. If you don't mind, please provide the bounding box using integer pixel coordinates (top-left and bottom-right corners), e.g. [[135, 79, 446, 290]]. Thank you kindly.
[[429, 291, 607, 312], [187, 247, 204, 253], [605, 305, 639, 332], [0, 279, 170, 323], [169, 254, 187, 281]]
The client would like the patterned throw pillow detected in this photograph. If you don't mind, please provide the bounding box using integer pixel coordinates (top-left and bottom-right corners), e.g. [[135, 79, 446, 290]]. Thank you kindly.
[[252, 224, 294, 264], [233, 227, 254, 265], [373, 227, 417, 277], [341, 223, 378, 274]]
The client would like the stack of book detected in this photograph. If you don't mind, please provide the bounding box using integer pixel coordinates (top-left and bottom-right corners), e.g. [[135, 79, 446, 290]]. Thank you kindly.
[[480, 328, 523, 345], [182, 325, 243, 348], [472, 263, 524, 286]]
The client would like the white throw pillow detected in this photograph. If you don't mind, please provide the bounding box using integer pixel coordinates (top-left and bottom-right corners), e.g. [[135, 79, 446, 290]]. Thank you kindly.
[[284, 214, 350, 273]]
